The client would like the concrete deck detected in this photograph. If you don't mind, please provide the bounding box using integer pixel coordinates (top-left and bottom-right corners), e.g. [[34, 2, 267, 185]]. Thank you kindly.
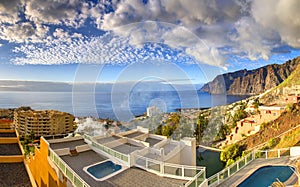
[[61, 150, 188, 187], [50, 139, 86, 150], [145, 137, 162, 147], [97, 136, 121, 144], [217, 157, 292, 187], [112, 143, 144, 154], [123, 131, 145, 138], [0, 163, 32, 187], [0, 143, 22, 155], [0, 132, 16, 137]]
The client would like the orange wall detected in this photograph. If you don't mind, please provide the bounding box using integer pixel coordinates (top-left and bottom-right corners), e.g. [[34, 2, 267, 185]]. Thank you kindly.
[[0, 155, 24, 163], [27, 138, 66, 187]]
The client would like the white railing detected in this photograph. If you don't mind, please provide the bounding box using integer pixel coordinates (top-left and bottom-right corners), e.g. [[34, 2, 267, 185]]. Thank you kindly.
[[48, 148, 90, 187], [207, 148, 291, 186], [134, 154, 206, 186], [83, 134, 130, 166]]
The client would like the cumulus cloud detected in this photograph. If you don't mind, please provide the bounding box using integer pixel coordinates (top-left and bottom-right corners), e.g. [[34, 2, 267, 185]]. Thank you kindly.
[[251, 0, 300, 48], [0, 0, 22, 24], [25, 0, 84, 27], [0, 22, 49, 43], [0, 0, 300, 68]]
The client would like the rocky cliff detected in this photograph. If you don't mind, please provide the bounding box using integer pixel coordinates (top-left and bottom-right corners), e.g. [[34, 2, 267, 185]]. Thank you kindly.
[[200, 57, 300, 95]]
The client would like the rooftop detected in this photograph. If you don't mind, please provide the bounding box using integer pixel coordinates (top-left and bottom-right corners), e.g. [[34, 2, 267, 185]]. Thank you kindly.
[[96, 135, 121, 144], [123, 131, 145, 138], [59, 149, 187, 187], [46, 127, 202, 187], [0, 163, 32, 187], [49, 139, 86, 150], [0, 132, 16, 137], [145, 137, 161, 147], [0, 143, 22, 155], [112, 143, 144, 154]]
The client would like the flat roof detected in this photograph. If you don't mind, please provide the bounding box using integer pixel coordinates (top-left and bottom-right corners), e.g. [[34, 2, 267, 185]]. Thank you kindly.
[[123, 131, 145, 138], [0, 143, 22, 155], [60, 150, 187, 187], [0, 132, 16, 137], [61, 150, 111, 187], [97, 136, 121, 144], [107, 167, 188, 187], [0, 163, 32, 187], [112, 143, 144, 154], [145, 137, 162, 147], [49, 139, 86, 150]]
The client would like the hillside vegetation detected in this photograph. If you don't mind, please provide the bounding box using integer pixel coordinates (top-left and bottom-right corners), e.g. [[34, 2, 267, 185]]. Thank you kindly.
[[261, 57, 300, 104], [239, 103, 300, 149]]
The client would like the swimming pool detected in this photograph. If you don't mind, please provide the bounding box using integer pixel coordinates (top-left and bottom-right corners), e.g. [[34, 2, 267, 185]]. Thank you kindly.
[[86, 160, 122, 180], [238, 165, 294, 187]]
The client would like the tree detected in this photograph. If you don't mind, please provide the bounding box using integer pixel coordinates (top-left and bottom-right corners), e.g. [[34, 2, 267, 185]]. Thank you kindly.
[[220, 143, 246, 166], [194, 114, 209, 144], [216, 124, 230, 141]]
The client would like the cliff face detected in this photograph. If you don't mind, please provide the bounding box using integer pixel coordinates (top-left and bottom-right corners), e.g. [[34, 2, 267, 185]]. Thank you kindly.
[[200, 57, 300, 95]]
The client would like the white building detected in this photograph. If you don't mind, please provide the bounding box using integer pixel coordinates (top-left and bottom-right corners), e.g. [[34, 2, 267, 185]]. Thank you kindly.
[[147, 106, 162, 117]]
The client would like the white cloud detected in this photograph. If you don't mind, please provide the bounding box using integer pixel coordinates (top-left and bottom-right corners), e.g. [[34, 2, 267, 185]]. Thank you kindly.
[[25, 0, 83, 27], [1, 0, 300, 68], [0, 22, 49, 43], [251, 0, 300, 48], [0, 0, 22, 24]]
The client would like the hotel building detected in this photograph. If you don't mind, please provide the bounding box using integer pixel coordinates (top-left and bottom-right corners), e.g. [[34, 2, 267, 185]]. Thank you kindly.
[[14, 109, 75, 137]]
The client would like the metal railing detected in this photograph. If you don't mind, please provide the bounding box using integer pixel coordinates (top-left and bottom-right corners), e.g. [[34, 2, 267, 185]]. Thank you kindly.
[[207, 148, 291, 186], [84, 134, 130, 165], [49, 149, 90, 187], [134, 154, 206, 187]]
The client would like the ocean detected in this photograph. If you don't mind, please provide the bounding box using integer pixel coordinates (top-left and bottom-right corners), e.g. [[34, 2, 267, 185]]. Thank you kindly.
[[0, 91, 248, 121]]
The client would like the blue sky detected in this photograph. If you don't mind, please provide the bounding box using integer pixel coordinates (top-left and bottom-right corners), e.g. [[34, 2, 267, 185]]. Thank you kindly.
[[0, 0, 300, 84]]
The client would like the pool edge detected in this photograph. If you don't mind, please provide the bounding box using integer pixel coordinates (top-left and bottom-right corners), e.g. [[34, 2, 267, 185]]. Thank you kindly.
[[232, 164, 296, 187], [83, 159, 129, 182]]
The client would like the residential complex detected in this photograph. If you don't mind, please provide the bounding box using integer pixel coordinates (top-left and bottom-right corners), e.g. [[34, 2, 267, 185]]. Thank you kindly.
[[14, 109, 75, 137], [223, 105, 285, 146], [27, 126, 205, 187], [0, 128, 36, 186]]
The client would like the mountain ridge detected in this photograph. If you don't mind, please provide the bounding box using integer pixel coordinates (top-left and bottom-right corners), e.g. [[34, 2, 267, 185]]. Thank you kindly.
[[200, 57, 300, 95]]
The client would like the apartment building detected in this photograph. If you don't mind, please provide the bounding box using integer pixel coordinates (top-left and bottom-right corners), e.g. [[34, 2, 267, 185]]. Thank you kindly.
[[14, 109, 75, 137]]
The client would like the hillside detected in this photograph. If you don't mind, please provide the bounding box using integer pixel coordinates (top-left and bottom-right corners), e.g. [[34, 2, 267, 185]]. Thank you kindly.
[[238, 103, 300, 149], [200, 57, 300, 95], [261, 57, 300, 104]]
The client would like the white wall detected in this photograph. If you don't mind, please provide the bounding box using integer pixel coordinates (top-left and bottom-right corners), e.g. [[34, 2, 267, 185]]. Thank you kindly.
[[290, 146, 300, 157]]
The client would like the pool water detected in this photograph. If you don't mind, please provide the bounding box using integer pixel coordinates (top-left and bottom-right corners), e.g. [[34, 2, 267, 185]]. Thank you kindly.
[[238, 166, 294, 187], [196, 149, 224, 177], [87, 161, 122, 179]]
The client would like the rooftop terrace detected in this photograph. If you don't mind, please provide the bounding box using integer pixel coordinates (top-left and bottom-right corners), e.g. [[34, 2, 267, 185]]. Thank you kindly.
[[123, 131, 145, 138], [49, 139, 86, 150], [145, 137, 161, 147], [0, 132, 16, 137], [0, 163, 32, 187], [0, 143, 22, 155], [96, 135, 121, 144], [112, 143, 144, 154]]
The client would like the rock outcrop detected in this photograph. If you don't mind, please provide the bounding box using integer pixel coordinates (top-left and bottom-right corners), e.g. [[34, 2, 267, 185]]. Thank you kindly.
[[200, 57, 300, 95]]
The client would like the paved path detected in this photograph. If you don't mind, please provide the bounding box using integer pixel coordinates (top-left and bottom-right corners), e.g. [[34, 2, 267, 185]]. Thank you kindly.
[[197, 145, 221, 152], [216, 157, 293, 187]]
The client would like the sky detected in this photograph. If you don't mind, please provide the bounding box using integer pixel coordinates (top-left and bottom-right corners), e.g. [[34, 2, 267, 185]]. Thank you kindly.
[[0, 0, 300, 84]]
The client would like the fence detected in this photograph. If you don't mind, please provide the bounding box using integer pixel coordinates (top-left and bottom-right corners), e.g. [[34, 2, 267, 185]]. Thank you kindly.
[[134, 155, 206, 187], [84, 134, 130, 165], [207, 148, 291, 186], [48, 148, 90, 187]]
